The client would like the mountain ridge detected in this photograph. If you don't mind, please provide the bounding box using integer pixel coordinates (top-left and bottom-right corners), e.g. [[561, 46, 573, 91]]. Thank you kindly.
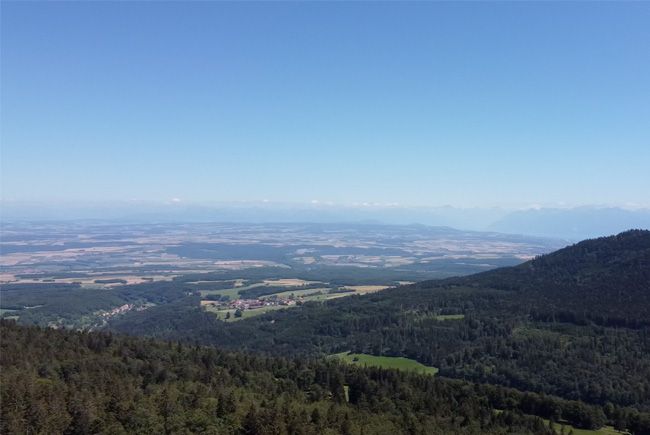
[[418, 229, 650, 326], [106, 229, 650, 413]]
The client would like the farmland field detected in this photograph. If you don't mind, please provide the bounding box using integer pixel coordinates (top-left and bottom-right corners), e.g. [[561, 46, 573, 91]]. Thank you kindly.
[[332, 352, 438, 375], [199, 281, 392, 321], [198, 287, 242, 299], [261, 287, 330, 299], [341, 285, 389, 293], [0, 221, 561, 330], [262, 278, 316, 287], [204, 304, 293, 321]]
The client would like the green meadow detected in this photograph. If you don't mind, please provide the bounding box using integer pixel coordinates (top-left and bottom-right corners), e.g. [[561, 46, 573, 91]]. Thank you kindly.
[[543, 419, 627, 435], [434, 314, 465, 320], [332, 352, 438, 375], [198, 287, 243, 299], [205, 304, 294, 322], [494, 411, 628, 435]]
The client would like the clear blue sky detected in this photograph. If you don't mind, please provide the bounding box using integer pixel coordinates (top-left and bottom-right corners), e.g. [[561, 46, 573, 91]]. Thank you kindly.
[[2, 2, 649, 207]]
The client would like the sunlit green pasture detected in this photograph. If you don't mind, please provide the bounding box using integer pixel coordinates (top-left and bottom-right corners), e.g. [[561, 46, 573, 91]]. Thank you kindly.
[[332, 352, 438, 375]]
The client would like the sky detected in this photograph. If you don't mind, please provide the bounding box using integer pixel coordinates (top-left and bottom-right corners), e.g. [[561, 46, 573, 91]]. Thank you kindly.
[[2, 2, 649, 208]]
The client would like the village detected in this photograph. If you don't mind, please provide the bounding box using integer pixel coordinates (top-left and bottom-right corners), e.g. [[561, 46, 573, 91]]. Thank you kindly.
[[200, 294, 299, 313], [228, 296, 298, 310], [198, 283, 392, 321]]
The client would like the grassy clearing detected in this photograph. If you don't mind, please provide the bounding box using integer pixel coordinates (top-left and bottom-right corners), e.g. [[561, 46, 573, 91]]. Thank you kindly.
[[435, 314, 465, 320], [332, 352, 438, 375], [200, 281, 319, 300], [199, 288, 240, 299], [189, 279, 247, 287], [541, 418, 627, 435], [198, 287, 242, 299], [495, 411, 627, 435], [204, 304, 295, 322], [262, 279, 318, 287], [261, 287, 331, 299], [341, 285, 389, 294], [566, 426, 626, 435]]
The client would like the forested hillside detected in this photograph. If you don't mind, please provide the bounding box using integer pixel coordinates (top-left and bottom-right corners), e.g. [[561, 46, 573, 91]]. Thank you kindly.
[[442, 229, 650, 326], [108, 230, 650, 432], [0, 320, 587, 435]]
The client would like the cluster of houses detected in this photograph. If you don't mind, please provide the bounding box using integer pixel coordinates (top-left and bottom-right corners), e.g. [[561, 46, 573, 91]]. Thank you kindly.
[[99, 303, 133, 318], [230, 297, 297, 310]]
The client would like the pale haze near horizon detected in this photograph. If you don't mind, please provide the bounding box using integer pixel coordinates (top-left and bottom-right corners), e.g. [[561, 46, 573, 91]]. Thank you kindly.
[[1, 2, 649, 208]]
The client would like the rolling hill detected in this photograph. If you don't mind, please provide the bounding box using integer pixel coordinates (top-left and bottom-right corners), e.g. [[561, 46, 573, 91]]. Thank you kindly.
[[423, 229, 650, 327], [108, 230, 650, 426]]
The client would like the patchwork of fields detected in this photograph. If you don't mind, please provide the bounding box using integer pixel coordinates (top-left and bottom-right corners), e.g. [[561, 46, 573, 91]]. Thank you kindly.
[[0, 221, 561, 328], [1, 221, 561, 289], [198, 279, 389, 321]]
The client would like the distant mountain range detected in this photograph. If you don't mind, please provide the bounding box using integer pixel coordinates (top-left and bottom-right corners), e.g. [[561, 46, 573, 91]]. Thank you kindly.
[[2, 200, 649, 240], [488, 207, 650, 240]]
